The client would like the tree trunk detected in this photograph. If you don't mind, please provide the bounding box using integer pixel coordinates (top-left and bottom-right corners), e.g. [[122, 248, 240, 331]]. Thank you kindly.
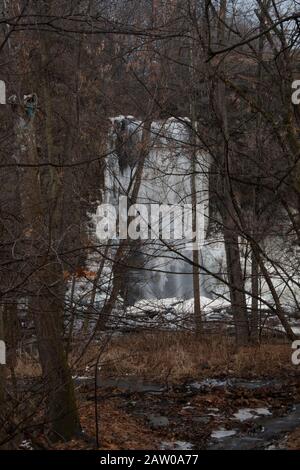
[[223, 212, 250, 346], [13, 35, 81, 439], [3, 302, 19, 392], [216, 0, 249, 346], [250, 251, 259, 343], [189, 7, 202, 335], [31, 262, 81, 440], [0, 306, 6, 447]]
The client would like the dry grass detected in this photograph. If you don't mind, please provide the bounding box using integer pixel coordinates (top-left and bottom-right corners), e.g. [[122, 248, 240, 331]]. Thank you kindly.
[[285, 428, 300, 450], [80, 332, 292, 382], [14, 352, 41, 378], [13, 332, 293, 383]]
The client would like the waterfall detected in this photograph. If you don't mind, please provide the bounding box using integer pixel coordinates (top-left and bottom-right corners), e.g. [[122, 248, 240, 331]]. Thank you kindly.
[[96, 116, 211, 303]]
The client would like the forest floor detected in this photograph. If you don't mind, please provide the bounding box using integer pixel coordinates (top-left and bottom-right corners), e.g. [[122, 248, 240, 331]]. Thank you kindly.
[[17, 332, 300, 450], [56, 332, 300, 450]]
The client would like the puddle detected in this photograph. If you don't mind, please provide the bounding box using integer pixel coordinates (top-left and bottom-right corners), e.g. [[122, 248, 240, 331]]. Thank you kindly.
[[209, 404, 300, 449], [232, 379, 281, 390], [97, 376, 165, 393], [75, 373, 282, 395], [74, 373, 299, 450], [77, 372, 300, 450], [73, 373, 164, 393]]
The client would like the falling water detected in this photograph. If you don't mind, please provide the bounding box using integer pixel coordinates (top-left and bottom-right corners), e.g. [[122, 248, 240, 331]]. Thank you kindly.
[[96, 116, 211, 304]]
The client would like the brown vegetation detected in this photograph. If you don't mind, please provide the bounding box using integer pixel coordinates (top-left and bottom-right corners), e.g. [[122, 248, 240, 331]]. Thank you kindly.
[[74, 333, 293, 382]]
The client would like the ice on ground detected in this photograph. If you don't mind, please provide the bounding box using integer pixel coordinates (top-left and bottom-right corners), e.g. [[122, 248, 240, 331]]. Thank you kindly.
[[174, 296, 230, 314], [161, 440, 194, 450], [19, 440, 34, 450], [233, 408, 272, 422], [122, 296, 233, 331], [128, 296, 232, 317], [121, 295, 298, 335], [127, 297, 180, 315], [211, 429, 237, 439], [274, 325, 300, 336], [204, 297, 231, 311], [72, 375, 92, 381], [207, 407, 221, 416], [255, 408, 272, 416], [233, 409, 256, 422]]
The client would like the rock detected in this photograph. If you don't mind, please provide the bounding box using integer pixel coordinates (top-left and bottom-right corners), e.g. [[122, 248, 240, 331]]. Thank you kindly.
[[148, 415, 169, 429]]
